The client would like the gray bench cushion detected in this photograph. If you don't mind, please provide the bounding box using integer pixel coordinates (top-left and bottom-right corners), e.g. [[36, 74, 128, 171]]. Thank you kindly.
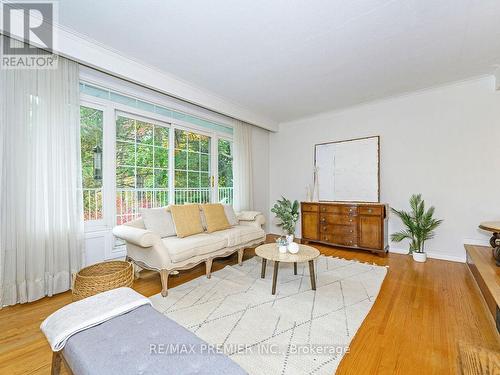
[[63, 305, 246, 375]]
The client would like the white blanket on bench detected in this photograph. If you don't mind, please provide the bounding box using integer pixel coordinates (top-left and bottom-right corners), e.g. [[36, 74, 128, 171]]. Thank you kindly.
[[40, 287, 151, 351]]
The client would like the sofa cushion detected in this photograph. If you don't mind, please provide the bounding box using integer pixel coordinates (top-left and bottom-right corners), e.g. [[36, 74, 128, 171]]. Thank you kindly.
[[162, 233, 227, 263], [211, 225, 265, 247], [139, 207, 176, 238], [201, 204, 231, 233], [223, 205, 238, 226], [170, 204, 204, 238]]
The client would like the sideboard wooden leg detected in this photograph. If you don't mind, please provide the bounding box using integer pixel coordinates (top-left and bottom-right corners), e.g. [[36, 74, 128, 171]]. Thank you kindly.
[[294, 262, 297, 275]]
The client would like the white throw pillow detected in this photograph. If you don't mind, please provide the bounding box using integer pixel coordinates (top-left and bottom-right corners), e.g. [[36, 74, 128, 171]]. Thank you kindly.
[[223, 205, 239, 226], [139, 207, 176, 238]]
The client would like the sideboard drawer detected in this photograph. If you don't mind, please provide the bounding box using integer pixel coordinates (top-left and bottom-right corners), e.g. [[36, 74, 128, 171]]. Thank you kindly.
[[320, 214, 357, 225], [335, 234, 357, 247], [320, 205, 358, 215], [302, 203, 319, 212], [320, 233, 357, 247], [319, 205, 335, 213], [331, 214, 356, 225], [359, 206, 383, 216], [331, 224, 357, 236]]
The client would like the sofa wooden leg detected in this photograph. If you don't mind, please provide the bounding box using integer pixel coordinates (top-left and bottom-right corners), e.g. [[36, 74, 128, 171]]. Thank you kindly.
[[206, 258, 213, 279], [238, 248, 244, 266], [160, 270, 170, 297]]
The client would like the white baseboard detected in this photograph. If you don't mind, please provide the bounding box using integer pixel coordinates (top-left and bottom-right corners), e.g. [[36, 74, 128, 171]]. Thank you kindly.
[[389, 246, 466, 263]]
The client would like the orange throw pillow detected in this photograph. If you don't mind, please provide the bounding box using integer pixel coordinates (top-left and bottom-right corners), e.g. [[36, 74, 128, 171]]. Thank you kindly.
[[170, 204, 204, 238], [201, 204, 231, 233]]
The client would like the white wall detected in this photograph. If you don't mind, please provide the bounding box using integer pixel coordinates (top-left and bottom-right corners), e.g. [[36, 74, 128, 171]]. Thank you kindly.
[[251, 126, 270, 232], [269, 76, 500, 262]]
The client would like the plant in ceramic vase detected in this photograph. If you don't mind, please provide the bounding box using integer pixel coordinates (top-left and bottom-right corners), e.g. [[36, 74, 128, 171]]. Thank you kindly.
[[271, 196, 299, 244], [390, 194, 443, 262], [275, 237, 288, 253]]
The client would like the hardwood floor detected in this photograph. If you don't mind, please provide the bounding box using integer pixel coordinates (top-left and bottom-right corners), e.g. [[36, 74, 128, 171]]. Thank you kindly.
[[0, 236, 499, 374]]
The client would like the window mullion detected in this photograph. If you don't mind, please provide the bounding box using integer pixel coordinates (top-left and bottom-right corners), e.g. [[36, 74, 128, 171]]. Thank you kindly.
[[168, 125, 175, 205]]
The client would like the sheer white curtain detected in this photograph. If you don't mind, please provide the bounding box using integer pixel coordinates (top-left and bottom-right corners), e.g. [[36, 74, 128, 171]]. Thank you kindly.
[[232, 120, 253, 212], [0, 48, 84, 306]]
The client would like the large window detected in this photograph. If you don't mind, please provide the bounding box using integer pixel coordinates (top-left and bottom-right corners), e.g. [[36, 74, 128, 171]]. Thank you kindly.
[[174, 129, 211, 204], [80, 103, 234, 226], [115, 115, 170, 224], [80, 106, 104, 221], [218, 139, 233, 204]]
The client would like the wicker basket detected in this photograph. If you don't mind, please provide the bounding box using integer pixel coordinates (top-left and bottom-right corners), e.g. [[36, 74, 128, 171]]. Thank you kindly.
[[72, 260, 134, 301]]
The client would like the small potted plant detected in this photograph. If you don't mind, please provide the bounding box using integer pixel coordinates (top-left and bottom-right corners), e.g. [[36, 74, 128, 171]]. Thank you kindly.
[[271, 196, 299, 244], [391, 194, 443, 262]]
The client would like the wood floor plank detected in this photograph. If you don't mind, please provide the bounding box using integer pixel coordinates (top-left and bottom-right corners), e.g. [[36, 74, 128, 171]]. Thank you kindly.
[[0, 235, 498, 374]]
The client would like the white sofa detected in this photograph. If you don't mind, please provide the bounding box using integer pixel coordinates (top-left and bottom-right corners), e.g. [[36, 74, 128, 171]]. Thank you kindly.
[[113, 211, 266, 297]]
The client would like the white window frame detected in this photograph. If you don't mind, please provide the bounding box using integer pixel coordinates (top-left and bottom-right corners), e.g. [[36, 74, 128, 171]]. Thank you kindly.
[[80, 91, 234, 234], [80, 99, 110, 232]]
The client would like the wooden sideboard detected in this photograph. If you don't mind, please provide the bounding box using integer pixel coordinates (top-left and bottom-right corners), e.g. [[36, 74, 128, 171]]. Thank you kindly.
[[301, 202, 389, 253]]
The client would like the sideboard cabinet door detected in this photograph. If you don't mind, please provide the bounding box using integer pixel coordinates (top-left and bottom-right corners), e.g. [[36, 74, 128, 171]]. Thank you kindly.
[[358, 215, 382, 250], [302, 211, 319, 240]]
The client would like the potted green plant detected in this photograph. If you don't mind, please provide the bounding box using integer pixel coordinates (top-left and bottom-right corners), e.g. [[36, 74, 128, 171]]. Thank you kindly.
[[391, 194, 443, 262], [271, 196, 299, 244]]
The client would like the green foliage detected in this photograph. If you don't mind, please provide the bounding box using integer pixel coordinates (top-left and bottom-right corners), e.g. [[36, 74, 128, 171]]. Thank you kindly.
[[271, 197, 300, 235], [218, 139, 233, 188], [391, 194, 443, 254]]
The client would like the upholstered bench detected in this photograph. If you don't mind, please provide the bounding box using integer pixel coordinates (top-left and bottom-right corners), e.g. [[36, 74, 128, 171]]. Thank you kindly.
[[42, 288, 246, 375]]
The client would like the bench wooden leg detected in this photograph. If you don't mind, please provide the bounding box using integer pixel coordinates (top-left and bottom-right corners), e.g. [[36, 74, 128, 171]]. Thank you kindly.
[[238, 248, 244, 266], [160, 270, 170, 297], [206, 258, 213, 279], [51, 351, 62, 375]]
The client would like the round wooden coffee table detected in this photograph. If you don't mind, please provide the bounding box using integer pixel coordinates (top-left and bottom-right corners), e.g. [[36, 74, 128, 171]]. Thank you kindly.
[[255, 243, 320, 295]]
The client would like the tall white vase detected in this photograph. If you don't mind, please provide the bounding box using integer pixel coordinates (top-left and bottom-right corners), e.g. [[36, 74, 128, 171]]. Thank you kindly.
[[312, 166, 320, 202]]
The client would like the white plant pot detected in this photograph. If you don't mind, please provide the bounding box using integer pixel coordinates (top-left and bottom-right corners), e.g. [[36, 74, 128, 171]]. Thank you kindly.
[[412, 252, 427, 262], [278, 245, 288, 254]]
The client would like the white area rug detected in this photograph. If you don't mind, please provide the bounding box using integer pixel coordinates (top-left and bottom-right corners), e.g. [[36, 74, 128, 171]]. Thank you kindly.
[[150, 255, 387, 375]]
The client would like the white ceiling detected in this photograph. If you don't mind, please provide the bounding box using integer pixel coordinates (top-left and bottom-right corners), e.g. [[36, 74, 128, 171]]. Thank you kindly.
[[58, 0, 500, 123]]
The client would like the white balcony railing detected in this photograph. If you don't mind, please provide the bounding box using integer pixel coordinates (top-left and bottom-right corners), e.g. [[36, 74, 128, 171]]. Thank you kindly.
[[84, 187, 234, 225], [218, 187, 233, 204], [83, 188, 103, 221]]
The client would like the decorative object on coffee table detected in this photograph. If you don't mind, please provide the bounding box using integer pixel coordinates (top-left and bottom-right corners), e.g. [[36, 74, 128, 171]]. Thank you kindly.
[[271, 196, 299, 241], [479, 221, 500, 266], [72, 260, 133, 301], [255, 243, 320, 295]]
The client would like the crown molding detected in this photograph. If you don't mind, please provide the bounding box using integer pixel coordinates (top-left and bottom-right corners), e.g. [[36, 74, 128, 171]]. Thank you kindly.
[[0, 2, 278, 131]]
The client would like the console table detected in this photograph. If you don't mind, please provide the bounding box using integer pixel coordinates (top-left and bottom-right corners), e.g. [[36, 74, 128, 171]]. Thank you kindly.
[[479, 221, 500, 266], [464, 244, 500, 333]]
